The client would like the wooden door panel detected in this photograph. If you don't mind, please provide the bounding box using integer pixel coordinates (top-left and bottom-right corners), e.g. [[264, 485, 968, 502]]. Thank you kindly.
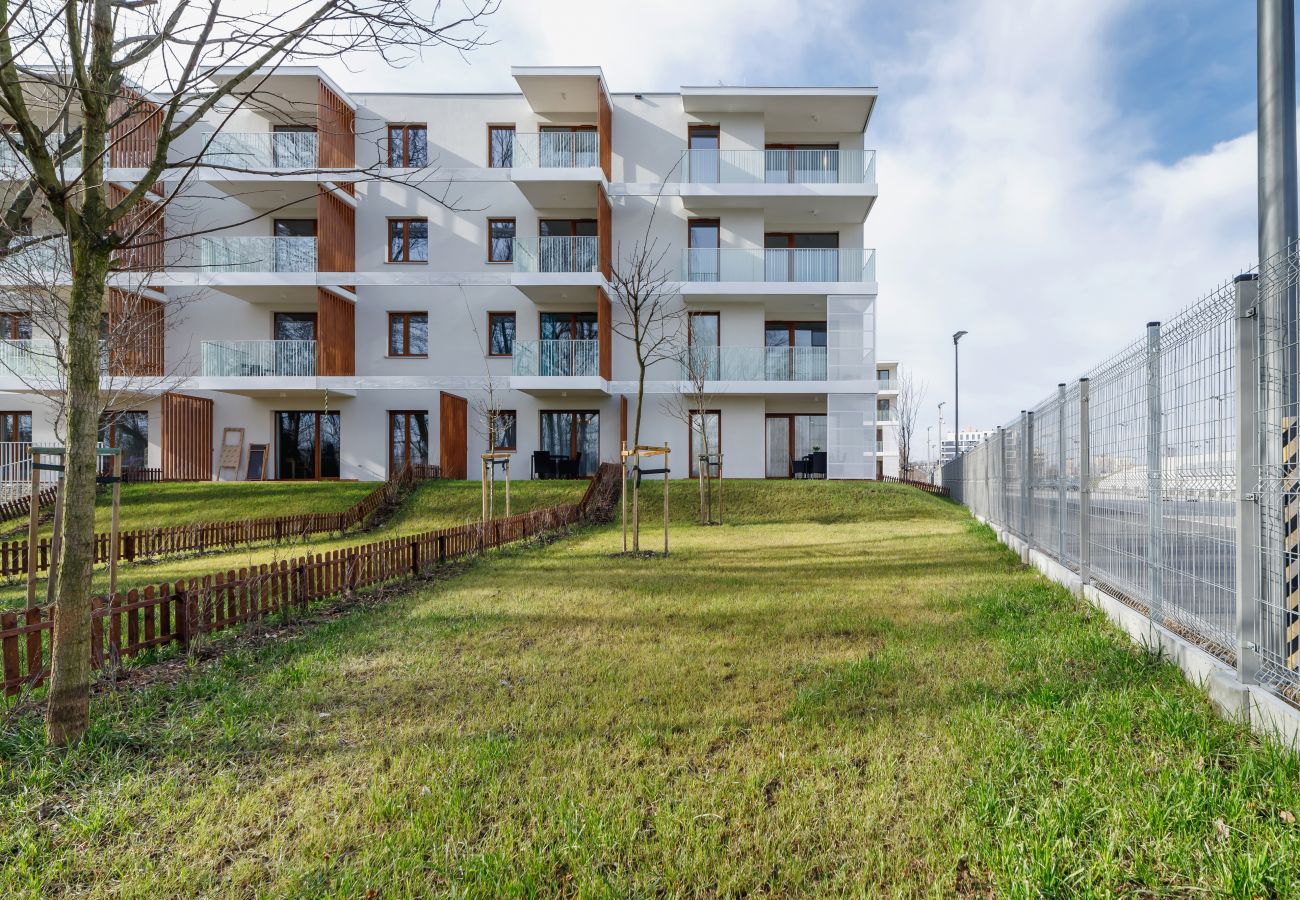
[[439, 392, 468, 479]]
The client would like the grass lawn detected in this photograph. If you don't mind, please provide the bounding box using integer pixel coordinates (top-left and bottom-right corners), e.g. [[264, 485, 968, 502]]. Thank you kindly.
[[3, 481, 1300, 896], [0, 479, 590, 608]]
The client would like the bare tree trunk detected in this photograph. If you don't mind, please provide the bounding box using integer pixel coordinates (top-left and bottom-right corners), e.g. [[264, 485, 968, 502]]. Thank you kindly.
[[632, 364, 646, 552], [45, 247, 110, 746]]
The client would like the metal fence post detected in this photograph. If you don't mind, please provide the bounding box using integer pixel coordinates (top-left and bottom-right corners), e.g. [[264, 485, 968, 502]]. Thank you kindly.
[[1079, 377, 1092, 585], [997, 425, 1006, 526], [1236, 274, 1262, 683], [1147, 321, 1164, 624], [1057, 383, 1067, 559], [1024, 411, 1035, 545]]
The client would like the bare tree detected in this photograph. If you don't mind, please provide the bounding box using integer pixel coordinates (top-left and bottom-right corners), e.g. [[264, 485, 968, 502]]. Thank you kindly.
[[895, 369, 926, 478], [0, 0, 495, 745], [661, 334, 717, 524]]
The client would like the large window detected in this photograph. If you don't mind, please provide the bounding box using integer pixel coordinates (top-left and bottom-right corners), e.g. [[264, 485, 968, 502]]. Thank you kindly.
[[686, 218, 720, 281], [687, 124, 720, 183], [388, 312, 428, 357], [99, 410, 148, 469], [490, 409, 517, 451], [488, 312, 515, 357], [765, 414, 827, 478], [388, 410, 428, 474], [488, 218, 515, 263], [0, 410, 32, 443], [764, 232, 840, 281], [276, 411, 340, 480], [687, 311, 719, 380], [765, 321, 827, 380], [540, 411, 599, 477], [764, 143, 838, 184], [387, 124, 428, 167], [273, 311, 316, 341], [689, 410, 720, 478], [488, 125, 515, 167], [540, 125, 597, 167], [540, 311, 598, 342], [388, 218, 429, 262], [0, 311, 31, 340], [537, 219, 597, 272]]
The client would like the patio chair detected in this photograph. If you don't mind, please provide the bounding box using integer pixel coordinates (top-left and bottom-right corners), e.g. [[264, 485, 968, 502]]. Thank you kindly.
[[809, 451, 827, 479], [791, 455, 812, 479], [532, 450, 555, 480]]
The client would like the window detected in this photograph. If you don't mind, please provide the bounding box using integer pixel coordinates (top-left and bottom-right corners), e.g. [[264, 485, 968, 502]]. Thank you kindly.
[[686, 219, 720, 281], [488, 312, 516, 357], [0, 410, 32, 443], [273, 312, 316, 342], [276, 411, 341, 479], [387, 124, 428, 167], [388, 312, 428, 357], [388, 411, 429, 474], [489, 409, 517, 451], [877, 368, 890, 381], [0, 311, 31, 340], [99, 410, 148, 469], [687, 124, 720, 183], [488, 218, 515, 263], [388, 218, 429, 263], [488, 125, 515, 167], [539, 411, 599, 476], [686, 311, 719, 380], [689, 410, 720, 478]]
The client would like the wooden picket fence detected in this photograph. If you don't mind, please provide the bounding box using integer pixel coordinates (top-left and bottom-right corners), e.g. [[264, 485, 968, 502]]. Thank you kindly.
[[0, 500, 588, 696], [0, 485, 59, 524], [879, 474, 950, 497], [0, 467, 417, 578]]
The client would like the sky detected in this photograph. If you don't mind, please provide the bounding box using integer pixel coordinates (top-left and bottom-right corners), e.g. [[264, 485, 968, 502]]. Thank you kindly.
[[322, 0, 1262, 443]]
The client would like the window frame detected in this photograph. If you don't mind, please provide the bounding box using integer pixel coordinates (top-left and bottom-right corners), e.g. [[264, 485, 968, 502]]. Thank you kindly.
[[487, 217, 516, 264], [0, 311, 32, 340], [387, 409, 430, 475], [387, 123, 428, 168], [489, 408, 517, 452], [387, 217, 429, 264], [688, 409, 721, 479], [0, 410, 32, 443], [486, 311, 516, 358], [487, 124, 516, 168], [387, 311, 429, 358]]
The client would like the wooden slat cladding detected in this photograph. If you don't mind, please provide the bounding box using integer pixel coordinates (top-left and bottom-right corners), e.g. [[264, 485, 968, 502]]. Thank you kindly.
[[439, 392, 468, 479], [597, 85, 612, 180], [597, 286, 612, 380], [317, 79, 355, 168], [106, 289, 164, 377], [108, 88, 163, 178], [161, 392, 213, 480], [597, 183, 612, 279], [106, 183, 164, 273], [316, 289, 355, 376], [317, 186, 355, 284]]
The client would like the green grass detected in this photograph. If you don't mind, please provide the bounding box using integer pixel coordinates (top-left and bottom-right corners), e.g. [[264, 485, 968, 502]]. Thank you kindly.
[[2, 481, 1299, 896], [0, 479, 590, 607]]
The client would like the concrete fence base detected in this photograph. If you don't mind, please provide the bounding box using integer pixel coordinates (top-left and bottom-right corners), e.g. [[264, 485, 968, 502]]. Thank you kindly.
[[975, 515, 1300, 751]]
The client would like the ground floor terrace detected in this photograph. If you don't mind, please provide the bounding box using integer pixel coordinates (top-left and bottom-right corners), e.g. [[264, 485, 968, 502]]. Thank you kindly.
[[0, 389, 891, 483], [2, 479, 1298, 896]]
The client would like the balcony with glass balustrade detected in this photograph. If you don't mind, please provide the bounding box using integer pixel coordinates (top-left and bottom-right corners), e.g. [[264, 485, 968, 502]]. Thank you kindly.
[[678, 149, 877, 222], [680, 345, 830, 391], [201, 340, 317, 377], [509, 131, 604, 208], [510, 235, 605, 302], [679, 247, 876, 296], [205, 131, 319, 170], [509, 338, 607, 395]]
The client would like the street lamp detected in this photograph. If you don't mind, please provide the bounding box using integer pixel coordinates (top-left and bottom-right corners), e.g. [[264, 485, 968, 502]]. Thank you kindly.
[[937, 401, 946, 462], [953, 330, 968, 457]]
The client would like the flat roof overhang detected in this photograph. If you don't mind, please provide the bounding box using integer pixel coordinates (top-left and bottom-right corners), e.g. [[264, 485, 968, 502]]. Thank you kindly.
[[512, 67, 609, 114], [207, 66, 357, 112], [680, 86, 877, 133], [678, 281, 878, 302], [678, 186, 877, 225], [509, 375, 609, 397]]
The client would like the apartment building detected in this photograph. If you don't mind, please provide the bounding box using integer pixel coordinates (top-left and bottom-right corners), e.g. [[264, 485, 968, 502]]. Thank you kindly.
[[0, 66, 880, 482]]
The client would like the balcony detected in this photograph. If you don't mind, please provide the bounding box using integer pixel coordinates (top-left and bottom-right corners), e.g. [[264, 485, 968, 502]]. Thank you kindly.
[[513, 132, 599, 169], [510, 131, 604, 207], [0, 240, 71, 285], [199, 236, 318, 274], [877, 408, 896, 422], [680, 248, 875, 294], [201, 340, 317, 377], [510, 339, 606, 395], [0, 339, 57, 378], [205, 132, 318, 169], [683, 346, 828, 383], [678, 149, 877, 223]]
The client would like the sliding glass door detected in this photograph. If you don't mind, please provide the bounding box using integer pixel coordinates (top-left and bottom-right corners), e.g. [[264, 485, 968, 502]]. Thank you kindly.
[[276, 411, 341, 479], [765, 414, 827, 478], [539, 411, 599, 476]]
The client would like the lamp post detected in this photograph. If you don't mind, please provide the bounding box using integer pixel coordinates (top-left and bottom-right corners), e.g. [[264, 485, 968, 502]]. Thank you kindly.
[[937, 401, 946, 463], [953, 330, 968, 458]]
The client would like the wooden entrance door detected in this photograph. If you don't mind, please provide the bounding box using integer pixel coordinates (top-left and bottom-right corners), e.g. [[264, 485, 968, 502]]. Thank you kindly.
[[439, 391, 468, 479]]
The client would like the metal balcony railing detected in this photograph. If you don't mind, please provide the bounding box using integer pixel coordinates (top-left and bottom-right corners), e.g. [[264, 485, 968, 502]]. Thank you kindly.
[[0, 339, 57, 377], [513, 236, 599, 274], [201, 340, 317, 376], [0, 239, 71, 281], [512, 339, 600, 377], [680, 248, 875, 283], [205, 132, 318, 169], [876, 408, 896, 422], [512, 132, 600, 169], [877, 377, 898, 391], [200, 236, 317, 273], [682, 149, 876, 185], [682, 346, 828, 381]]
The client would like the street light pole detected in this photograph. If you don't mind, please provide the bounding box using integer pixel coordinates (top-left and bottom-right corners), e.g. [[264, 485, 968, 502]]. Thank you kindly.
[[953, 330, 968, 457], [937, 401, 946, 463]]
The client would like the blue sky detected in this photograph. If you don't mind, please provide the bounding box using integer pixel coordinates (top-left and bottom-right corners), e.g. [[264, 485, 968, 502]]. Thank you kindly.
[[330, 0, 1263, 443]]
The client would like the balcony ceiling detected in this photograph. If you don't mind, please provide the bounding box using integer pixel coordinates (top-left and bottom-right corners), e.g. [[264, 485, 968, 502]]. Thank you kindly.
[[679, 189, 876, 225], [512, 67, 607, 113], [207, 66, 356, 113], [680, 87, 877, 133], [511, 174, 602, 208]]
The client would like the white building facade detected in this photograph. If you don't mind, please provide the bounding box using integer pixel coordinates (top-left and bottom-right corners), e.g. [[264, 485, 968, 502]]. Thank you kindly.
[[0, 67, 881, 482]]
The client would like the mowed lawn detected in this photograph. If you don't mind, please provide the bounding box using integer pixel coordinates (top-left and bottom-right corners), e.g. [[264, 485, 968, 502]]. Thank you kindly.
[[0, 479, 589, 608], [3, 481, 1300, 896]]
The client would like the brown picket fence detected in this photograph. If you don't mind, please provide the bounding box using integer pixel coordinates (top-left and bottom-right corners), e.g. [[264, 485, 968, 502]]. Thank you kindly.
[[0, 485, 59, 524], [879, 475, 950, 497], [0, 467, 417, 578]]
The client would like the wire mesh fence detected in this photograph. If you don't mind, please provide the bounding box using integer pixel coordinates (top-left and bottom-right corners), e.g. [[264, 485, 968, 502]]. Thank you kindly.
[[943, 253, 1300, 698]]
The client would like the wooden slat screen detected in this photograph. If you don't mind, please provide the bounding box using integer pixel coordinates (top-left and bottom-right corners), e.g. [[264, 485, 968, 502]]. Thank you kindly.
[[317, 79, 355, 168], [108, 88, 162, 174], [597, 183, 611, 279], [597, 286, 612, 380], [439, 392, 468, 480], [106, 289, 164, 377], [597, 84, 612, 180], [317, 186, 355, 285], [106, 184, 164, 272], [316, 289, 355, 376], [161, 392, 213, 480]]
